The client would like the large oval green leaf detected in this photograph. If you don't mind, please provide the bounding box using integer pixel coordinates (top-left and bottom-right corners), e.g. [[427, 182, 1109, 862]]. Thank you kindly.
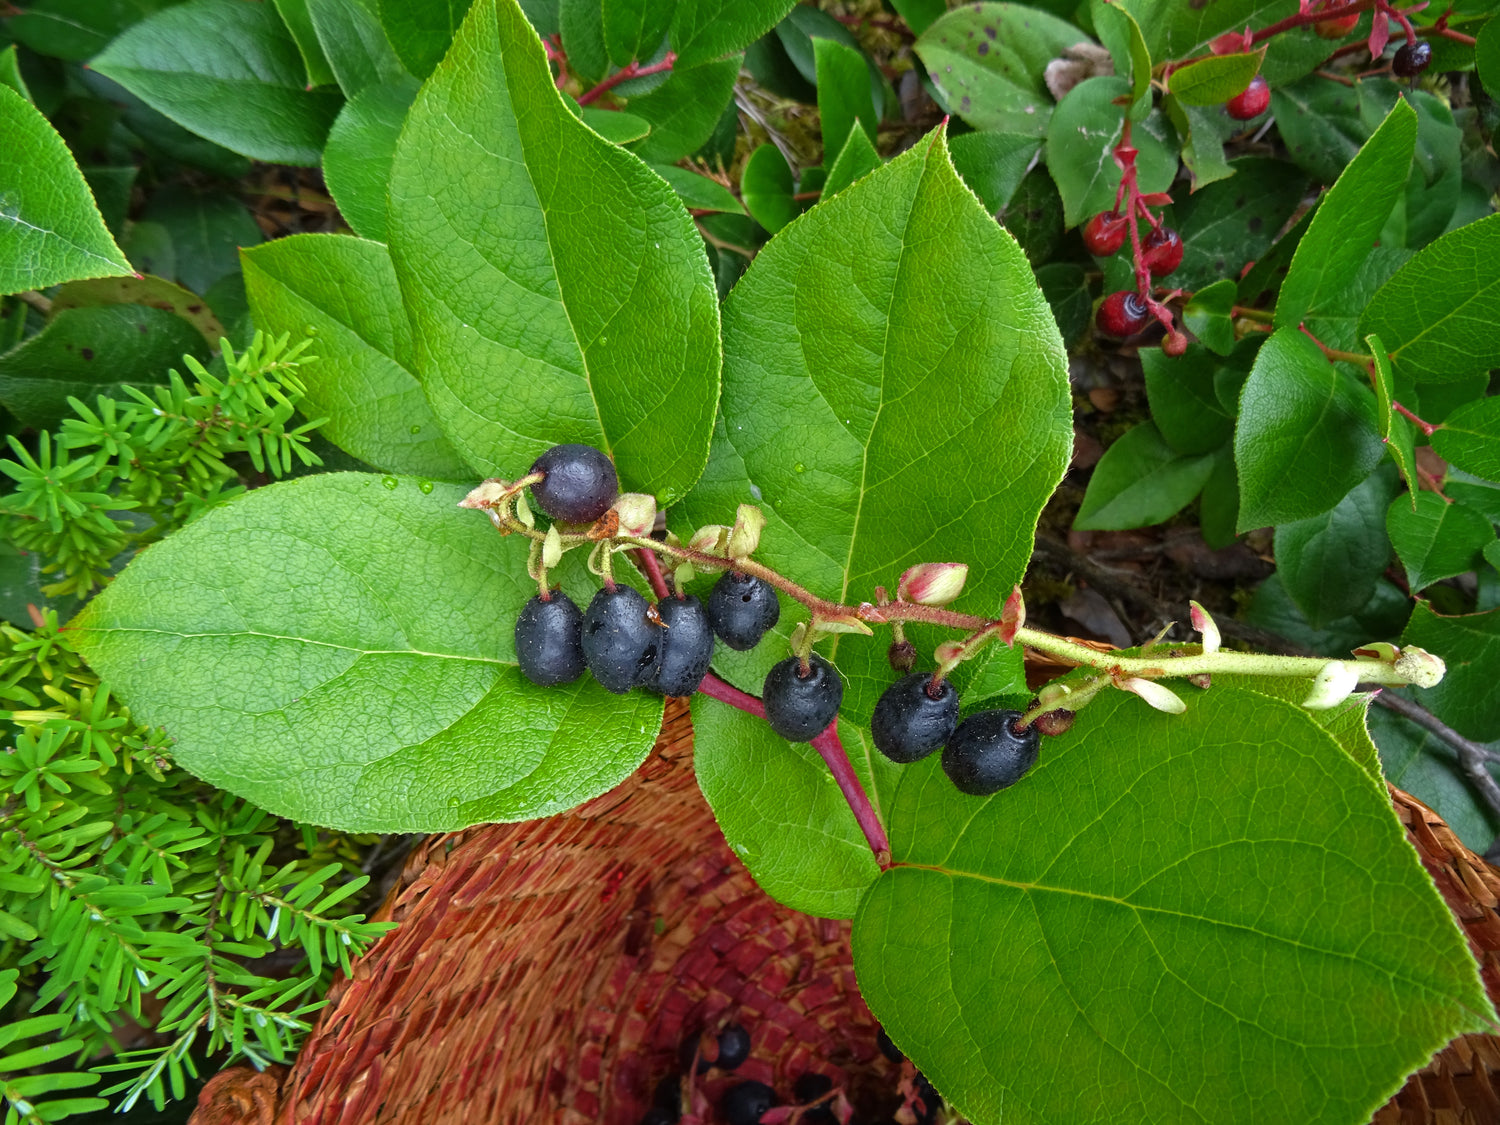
[[678, 126, 1072, 723], [71, 473, 665, 832], [241, 233, 469, 479], [853, 687, 1494, 1125], [0, 84, 131, 296], [387, 0, 721, 505]]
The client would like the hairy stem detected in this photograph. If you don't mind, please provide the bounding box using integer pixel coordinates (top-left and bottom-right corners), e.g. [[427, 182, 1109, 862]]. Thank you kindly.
[[577, 52, 677, 106]]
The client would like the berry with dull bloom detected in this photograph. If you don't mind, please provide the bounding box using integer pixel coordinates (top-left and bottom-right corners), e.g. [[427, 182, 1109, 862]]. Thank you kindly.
[[529, 443, 618, 523], [648, 595, 715, 697], [871, 673, 960, 764], [1097, 291, 1150, 337], [581, 586, 661, 693], [514, 591, 587, 686], [763, 654, 843, 742], [722, 1080, 777, 1125], [942, 709, 1041, 796], [707, 571, 781, 650]]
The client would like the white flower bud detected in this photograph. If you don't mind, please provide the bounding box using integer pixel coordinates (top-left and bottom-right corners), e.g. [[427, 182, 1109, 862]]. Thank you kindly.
[[1119, 677, 1186, 714], [1189, 600, 1220, 655], [542, 525, 563, 569], [726, 503, 766, 558], [611, 492, 657, 537], [1393, 645, 1445, 689], [898, 562, 969, 606], [1302, 661, 1359, 709], [460, 479, 509, 509]]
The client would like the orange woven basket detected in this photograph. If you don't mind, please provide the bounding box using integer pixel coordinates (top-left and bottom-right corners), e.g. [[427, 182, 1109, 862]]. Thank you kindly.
[[187, 699, 1500, 1125]]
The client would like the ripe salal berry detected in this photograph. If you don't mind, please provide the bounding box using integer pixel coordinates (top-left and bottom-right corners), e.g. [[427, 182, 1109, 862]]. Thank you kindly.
[[762, 654, 843, 742], [722, 1080, 777, 1125], [707, 571, 781, 650], [942, 709, 1040, 796], [871, 673, 960, 764], [580, 585, 661, 694], [649, 594, 715, 697], [1393, 40, 1432, 78], [529, 442, 618, 523], [514, 591, 587, 686]]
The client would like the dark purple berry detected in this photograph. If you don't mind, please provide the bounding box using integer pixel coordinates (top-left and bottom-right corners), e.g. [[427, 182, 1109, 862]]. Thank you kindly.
[[912, 1072, 942, 1124], [639, 1110, 677, 1125], [871, 674, 960, 764], [1393, 39, 1431, 77], [650, 595, 715, 697], [763, 654, 843, 742], [794, 1072, 836, 1123], [653, 1074, 683, 1113], [876, 1024, 904, 1063], [581, 586, 661, 694], [707, 572, 781, 650], [514, 592, 587, 686], [713, 1024, 751, 1070], [887, 638, 917, 673], [942, 709, 1040, 796], [722, 1080, 777, 1125], [529, 443, 618, 524]]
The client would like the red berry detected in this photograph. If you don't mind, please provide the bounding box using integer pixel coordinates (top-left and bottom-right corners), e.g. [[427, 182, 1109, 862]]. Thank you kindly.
[[1314, 11, 1359, 37], [1097, 291, 1150, 337], [1141, 227, 1183, 278], [1082, 210, 1128, 256], [1163, 331, 1189, 357], [1226, 75, 1270, 121]]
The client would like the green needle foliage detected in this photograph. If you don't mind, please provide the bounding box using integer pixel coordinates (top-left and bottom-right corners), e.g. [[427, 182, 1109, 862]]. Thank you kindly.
[[0, 615, 395, 1122], [0, 333, 326, 597]]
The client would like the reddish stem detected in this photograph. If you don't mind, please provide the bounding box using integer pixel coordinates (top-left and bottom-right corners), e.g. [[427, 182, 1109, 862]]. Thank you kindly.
[[699, 673, 892, 864], [634, 547, 672, 598], [1392, 400, 1438, 437], [577, 52, 677, 107]]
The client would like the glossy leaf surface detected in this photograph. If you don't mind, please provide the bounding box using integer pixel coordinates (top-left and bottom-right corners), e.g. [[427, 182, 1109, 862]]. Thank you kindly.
[[0, 85, 131, 296], [72, 474, 665, 831], [1387, 491, 1494, 593], [1074, 422, 1215, 530], [1047, 79, 1176, 229], [387, 0, 720, 502], [854, 687, 1493, 1125], [670, 0, 796, 68], [322, 77, 420, 243], [241, 234, 468, 478], [1405, 603, 1500, 742], [92, 0, 345, 166], [1433, 397, 1500, 482], [679, 127, 1072, 722], [1274, 468, 1398, 627]]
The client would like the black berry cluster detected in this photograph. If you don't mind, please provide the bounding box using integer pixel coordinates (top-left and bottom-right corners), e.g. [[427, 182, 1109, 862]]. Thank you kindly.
[[871, 669, 1041, 797], [515, 446, 787, 700]]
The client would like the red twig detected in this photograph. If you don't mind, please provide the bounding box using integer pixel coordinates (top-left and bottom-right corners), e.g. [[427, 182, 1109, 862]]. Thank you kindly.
[[635, 547, 672, 598], [1393, 400, 1438, 437], [699, 673, 892, 864], [576, 52, 678, 107]]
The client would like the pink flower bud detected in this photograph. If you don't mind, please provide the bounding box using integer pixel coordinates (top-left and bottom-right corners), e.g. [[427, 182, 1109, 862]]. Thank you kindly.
[[898, 562, 969, 607], [610, 492, 656, 537], [1189, 600, 1220, 655], [726, 503, 766, 558]]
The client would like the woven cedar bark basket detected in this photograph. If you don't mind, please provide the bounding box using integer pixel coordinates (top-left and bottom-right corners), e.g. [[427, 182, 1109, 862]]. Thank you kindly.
[[188, 699, 1500, 1125]]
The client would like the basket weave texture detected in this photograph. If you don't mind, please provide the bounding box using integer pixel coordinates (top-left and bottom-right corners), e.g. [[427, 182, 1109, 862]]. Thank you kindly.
[[187, 702, 1500, 1125]]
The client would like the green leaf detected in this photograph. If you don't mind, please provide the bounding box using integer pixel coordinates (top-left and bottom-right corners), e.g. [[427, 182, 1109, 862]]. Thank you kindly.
[[0, 84, 131, 297], [309, 0, 410, 97], [1404, 601, 1500, 742], [579, 106, 650, 144], [72, 474, 666, 831], [1074, 422, 1216, 531], [1182, 278, 1236, 355], [322, 77, 420, 243], [241, 234, 469, 479], [1433, 396, 1500, 482], [821, 124, 882, 200], [1046, 78, 1177, 229], [139, 185, 263, 297], [602, 0, 674, 69], [1275, 467, 1399, 628], [92, 0, 345, 167], [914, 3, 1087, 136], [1371, 701, 1500, 854], [1275, 98, 1416, 333], [52, 274, 227, 347], [1034, 261, 1090, 349], [377, 0, 472, 78], [386, 0, 721, 504], [814, 36, 875, 162], [682, 127, 1071, 721], [888, 0, 944, 37], [622, 54, 740, 164], [1383, 90, 1462, 252], [946, 131, 1039, 215], [1387, 490, 1495, 593], [1091, 0, 1151, 118], [1301, 245, 1410, 355], [6, 0, 176, 62], [1167, 46, 1264, 106], [1141, 343, 1235, 454], [669, 0, 795, 69], [690, 697, 884, 919], [853, 686, 1493, 1125], [650, 164, 744, 215], [0, 908, 38, 942], [1165, 95, 1237, 191], [1234, 327, 1384, 530], [0, 305, 206, 428], [1478, 15, 1500, 96], [559, 0, 608, 83], [1270, 74, 1400, 189], [0, 45, 30, 101], [1359, 213, 1500, 385], [1366, 333, 1419, 497], [741, 143, 798, 234], [273, 0, 339, 88]]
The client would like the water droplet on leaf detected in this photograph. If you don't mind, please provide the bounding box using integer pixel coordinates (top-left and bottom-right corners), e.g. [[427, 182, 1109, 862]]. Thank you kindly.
[[381, 476, 399, 490], [417, 480, 434, 494], [304, 325, 318, 336], [794, 463, 804, 473], [409, 424, 422, 434]]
